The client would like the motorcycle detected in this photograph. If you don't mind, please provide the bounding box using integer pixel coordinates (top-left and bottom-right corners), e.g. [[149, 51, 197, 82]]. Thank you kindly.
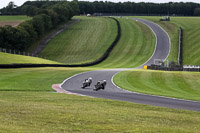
[[93, 80, 106, 91], [81, 77, 92, 89]]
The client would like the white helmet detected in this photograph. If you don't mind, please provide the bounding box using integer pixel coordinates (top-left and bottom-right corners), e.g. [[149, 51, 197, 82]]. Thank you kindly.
[[89, 77, 92, 80], [103, 80, 106, 83]]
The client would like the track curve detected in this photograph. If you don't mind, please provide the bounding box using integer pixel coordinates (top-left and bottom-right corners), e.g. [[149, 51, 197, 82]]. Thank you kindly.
[[61, 18, 200, 111]]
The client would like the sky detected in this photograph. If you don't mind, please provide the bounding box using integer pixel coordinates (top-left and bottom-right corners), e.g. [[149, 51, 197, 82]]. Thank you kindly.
[[1, 0, 200, 9]]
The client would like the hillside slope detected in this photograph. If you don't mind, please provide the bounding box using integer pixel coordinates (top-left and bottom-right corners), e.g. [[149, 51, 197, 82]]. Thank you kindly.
[[173, 17, 200, 65], [39, 16, 117, 64]]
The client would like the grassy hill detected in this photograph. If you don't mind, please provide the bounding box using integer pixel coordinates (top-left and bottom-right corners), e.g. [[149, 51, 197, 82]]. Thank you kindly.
[[39, 16, 117, 64], [114, 69, 200, 101], [95, 18, 155, 68], [172, 17, 200, 65], [0, 68, 200, 132], [0, 52, 59, 64], [39, 16, 155, 68]]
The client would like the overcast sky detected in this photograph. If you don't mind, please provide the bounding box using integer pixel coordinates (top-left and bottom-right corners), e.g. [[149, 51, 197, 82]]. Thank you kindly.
[[1, 0, 200, 9]]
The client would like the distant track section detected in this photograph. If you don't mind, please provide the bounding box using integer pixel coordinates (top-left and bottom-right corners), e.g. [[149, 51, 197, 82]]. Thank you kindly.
[[133, 18, 170, 68]]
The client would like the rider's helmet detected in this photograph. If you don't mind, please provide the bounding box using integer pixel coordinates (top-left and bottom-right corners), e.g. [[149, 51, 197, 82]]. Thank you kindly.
[[88, 77, 92, 81], [102, 80, 106, 86]]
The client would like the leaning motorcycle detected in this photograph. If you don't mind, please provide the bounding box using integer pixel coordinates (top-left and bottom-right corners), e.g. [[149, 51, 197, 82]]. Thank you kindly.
[[93, 80, 106, 91], [81, 78, 92, 89]]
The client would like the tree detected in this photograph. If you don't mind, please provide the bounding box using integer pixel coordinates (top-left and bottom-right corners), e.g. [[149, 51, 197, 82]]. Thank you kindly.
[[21, 5, 39, 16], [0, 27, 5, 48], [31, 15, 45, 37], [194, 8, 200, 16], [40, 14, 52, 31], [46, 9, 59, 27], [1, 26, 29, 50], [18, 21, 38, 44]]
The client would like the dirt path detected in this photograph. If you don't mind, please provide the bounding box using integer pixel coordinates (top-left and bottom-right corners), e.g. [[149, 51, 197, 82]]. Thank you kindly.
[[0, 21, 21, 27], [32, 19, 80, 56]]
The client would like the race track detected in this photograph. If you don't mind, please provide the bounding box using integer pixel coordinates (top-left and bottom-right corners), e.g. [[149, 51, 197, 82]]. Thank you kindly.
[[61, 18, 200, 112]]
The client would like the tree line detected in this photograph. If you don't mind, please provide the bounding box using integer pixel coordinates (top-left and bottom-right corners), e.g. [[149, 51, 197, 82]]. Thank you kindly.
[[0, 1, 79, 51], [78, 1, 200, 16]]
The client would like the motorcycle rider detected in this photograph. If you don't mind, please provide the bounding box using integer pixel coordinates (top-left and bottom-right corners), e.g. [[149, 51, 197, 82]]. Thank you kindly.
[[94, 80, 106, 91], [81, 77, 92, 88]]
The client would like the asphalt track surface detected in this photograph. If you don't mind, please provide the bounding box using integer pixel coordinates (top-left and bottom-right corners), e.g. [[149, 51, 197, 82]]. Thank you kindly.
[[61, 18, 200, 112]]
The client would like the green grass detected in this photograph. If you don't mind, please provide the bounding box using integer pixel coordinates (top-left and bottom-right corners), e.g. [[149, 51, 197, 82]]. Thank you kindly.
[[95, 18, 155, 68], [114, 70, 200, 101], [0, 91, 200, 132], [172, 17, 200, 65], [0, 67, 89, 91], [0, 52, 59, 64], [39, 16, 117, 64], [0, 15, 31, 22]]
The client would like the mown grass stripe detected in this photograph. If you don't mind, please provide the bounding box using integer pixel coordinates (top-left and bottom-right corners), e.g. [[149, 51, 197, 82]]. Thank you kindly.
[[114, 70, 200, 101], [39, 17, 117, 65]]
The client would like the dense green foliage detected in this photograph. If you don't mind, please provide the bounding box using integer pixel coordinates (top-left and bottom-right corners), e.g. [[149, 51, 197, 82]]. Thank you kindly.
[[39, 16, 117, 64], [114, 70, 200, 101], [95, 18, 155, 68], [79, 1, 200, 16], [0, 1, 79, 52], [0, 2, 21, 15]]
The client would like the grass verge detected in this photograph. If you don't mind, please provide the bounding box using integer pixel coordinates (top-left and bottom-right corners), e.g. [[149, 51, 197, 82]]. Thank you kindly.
[[0, 52, 59, 64], [0, 67, 89, 91], [0, 91, 200, 132], [114, 69, 200, 101]]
